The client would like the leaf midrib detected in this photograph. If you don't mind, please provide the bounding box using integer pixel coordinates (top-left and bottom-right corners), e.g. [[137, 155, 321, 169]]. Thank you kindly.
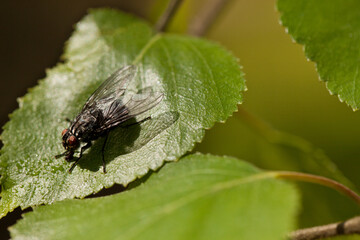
[[132, 33, 162, 65]]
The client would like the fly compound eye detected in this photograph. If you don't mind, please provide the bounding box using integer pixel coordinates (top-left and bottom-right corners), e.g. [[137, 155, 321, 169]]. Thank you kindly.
[[61, 129, 68, 136], [68, 135, 77, 146]]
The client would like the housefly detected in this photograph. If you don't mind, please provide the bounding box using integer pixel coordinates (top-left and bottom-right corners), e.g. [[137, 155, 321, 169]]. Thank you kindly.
[[55, 65, 163, 173]]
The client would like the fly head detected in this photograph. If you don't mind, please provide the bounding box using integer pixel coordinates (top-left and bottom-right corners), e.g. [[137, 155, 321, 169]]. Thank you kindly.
[[61, 128, 80, 153]]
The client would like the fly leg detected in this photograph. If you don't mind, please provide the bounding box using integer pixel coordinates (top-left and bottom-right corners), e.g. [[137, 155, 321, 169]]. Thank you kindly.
[[55, 151, 68, 159], [101, 134, 109, 174], [56, 151, 74, 161], [68, 142, 92, 173]]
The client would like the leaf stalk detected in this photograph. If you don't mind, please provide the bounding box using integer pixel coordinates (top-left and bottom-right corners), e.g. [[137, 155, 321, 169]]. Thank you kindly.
[[273, 171, 360, 206]]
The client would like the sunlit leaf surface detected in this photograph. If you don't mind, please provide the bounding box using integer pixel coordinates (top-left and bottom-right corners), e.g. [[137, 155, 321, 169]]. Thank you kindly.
[[0, 9, 245, 218], [10, 154, 299, 240]]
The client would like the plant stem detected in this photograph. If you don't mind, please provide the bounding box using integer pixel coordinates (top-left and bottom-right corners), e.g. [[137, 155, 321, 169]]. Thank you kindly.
[[273, 171, 360, 239], [155, 0, 184, 32], [289, 216, 360, 240], [183, 2, 360, 239], [187, 0, 232, 36], [273, 171, 360, 206]]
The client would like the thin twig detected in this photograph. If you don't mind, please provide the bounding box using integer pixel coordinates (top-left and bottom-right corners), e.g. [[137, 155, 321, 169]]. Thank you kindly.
[[289, 216, 360, 240], [155, 0, 184, 32], [274, 171, 360, 239], [187, 0, 232, 36]]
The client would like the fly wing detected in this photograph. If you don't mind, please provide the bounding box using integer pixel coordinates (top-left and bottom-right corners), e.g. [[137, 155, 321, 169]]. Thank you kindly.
[[97, 88, 164, 131], [125, 87, 164, 116], [81, 65, 137, 111]]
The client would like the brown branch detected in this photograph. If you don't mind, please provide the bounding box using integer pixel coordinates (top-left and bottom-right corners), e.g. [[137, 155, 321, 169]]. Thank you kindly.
[[289, 216, 360, 240], [155, 0, 184, 32], [187, 0, 232, 36], [273, 171, 360, 239]]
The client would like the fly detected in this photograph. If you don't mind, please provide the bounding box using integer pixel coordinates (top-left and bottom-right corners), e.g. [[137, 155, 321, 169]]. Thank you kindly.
[[55, 65, 163, 173]]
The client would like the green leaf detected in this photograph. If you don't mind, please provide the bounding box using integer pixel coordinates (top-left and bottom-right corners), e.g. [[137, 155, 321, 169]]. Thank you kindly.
[[0, 9, 245, 218], [9, 154, 299, 240], [277, 0, 360, 110], [195, 112, 359, 227]]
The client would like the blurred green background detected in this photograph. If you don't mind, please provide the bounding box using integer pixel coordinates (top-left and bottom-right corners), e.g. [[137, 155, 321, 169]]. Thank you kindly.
[[147, 0, 360, 188], [192, 0, 360, 186], [1, 0, 359, 237], [168, 0, 360, 229], [192, 0, 360, 228]]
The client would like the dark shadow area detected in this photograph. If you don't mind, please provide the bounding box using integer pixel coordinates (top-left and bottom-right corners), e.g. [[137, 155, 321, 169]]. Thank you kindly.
[[75, 117, 141, 172], [0, 206, 32, 240], [86, 183, 127, 198], [77, 111, 179, 172], [0, 0, 156, 135], [0, 111, 179, 238], [126, 164, 164, 190], [0, 2, 156, 238]]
